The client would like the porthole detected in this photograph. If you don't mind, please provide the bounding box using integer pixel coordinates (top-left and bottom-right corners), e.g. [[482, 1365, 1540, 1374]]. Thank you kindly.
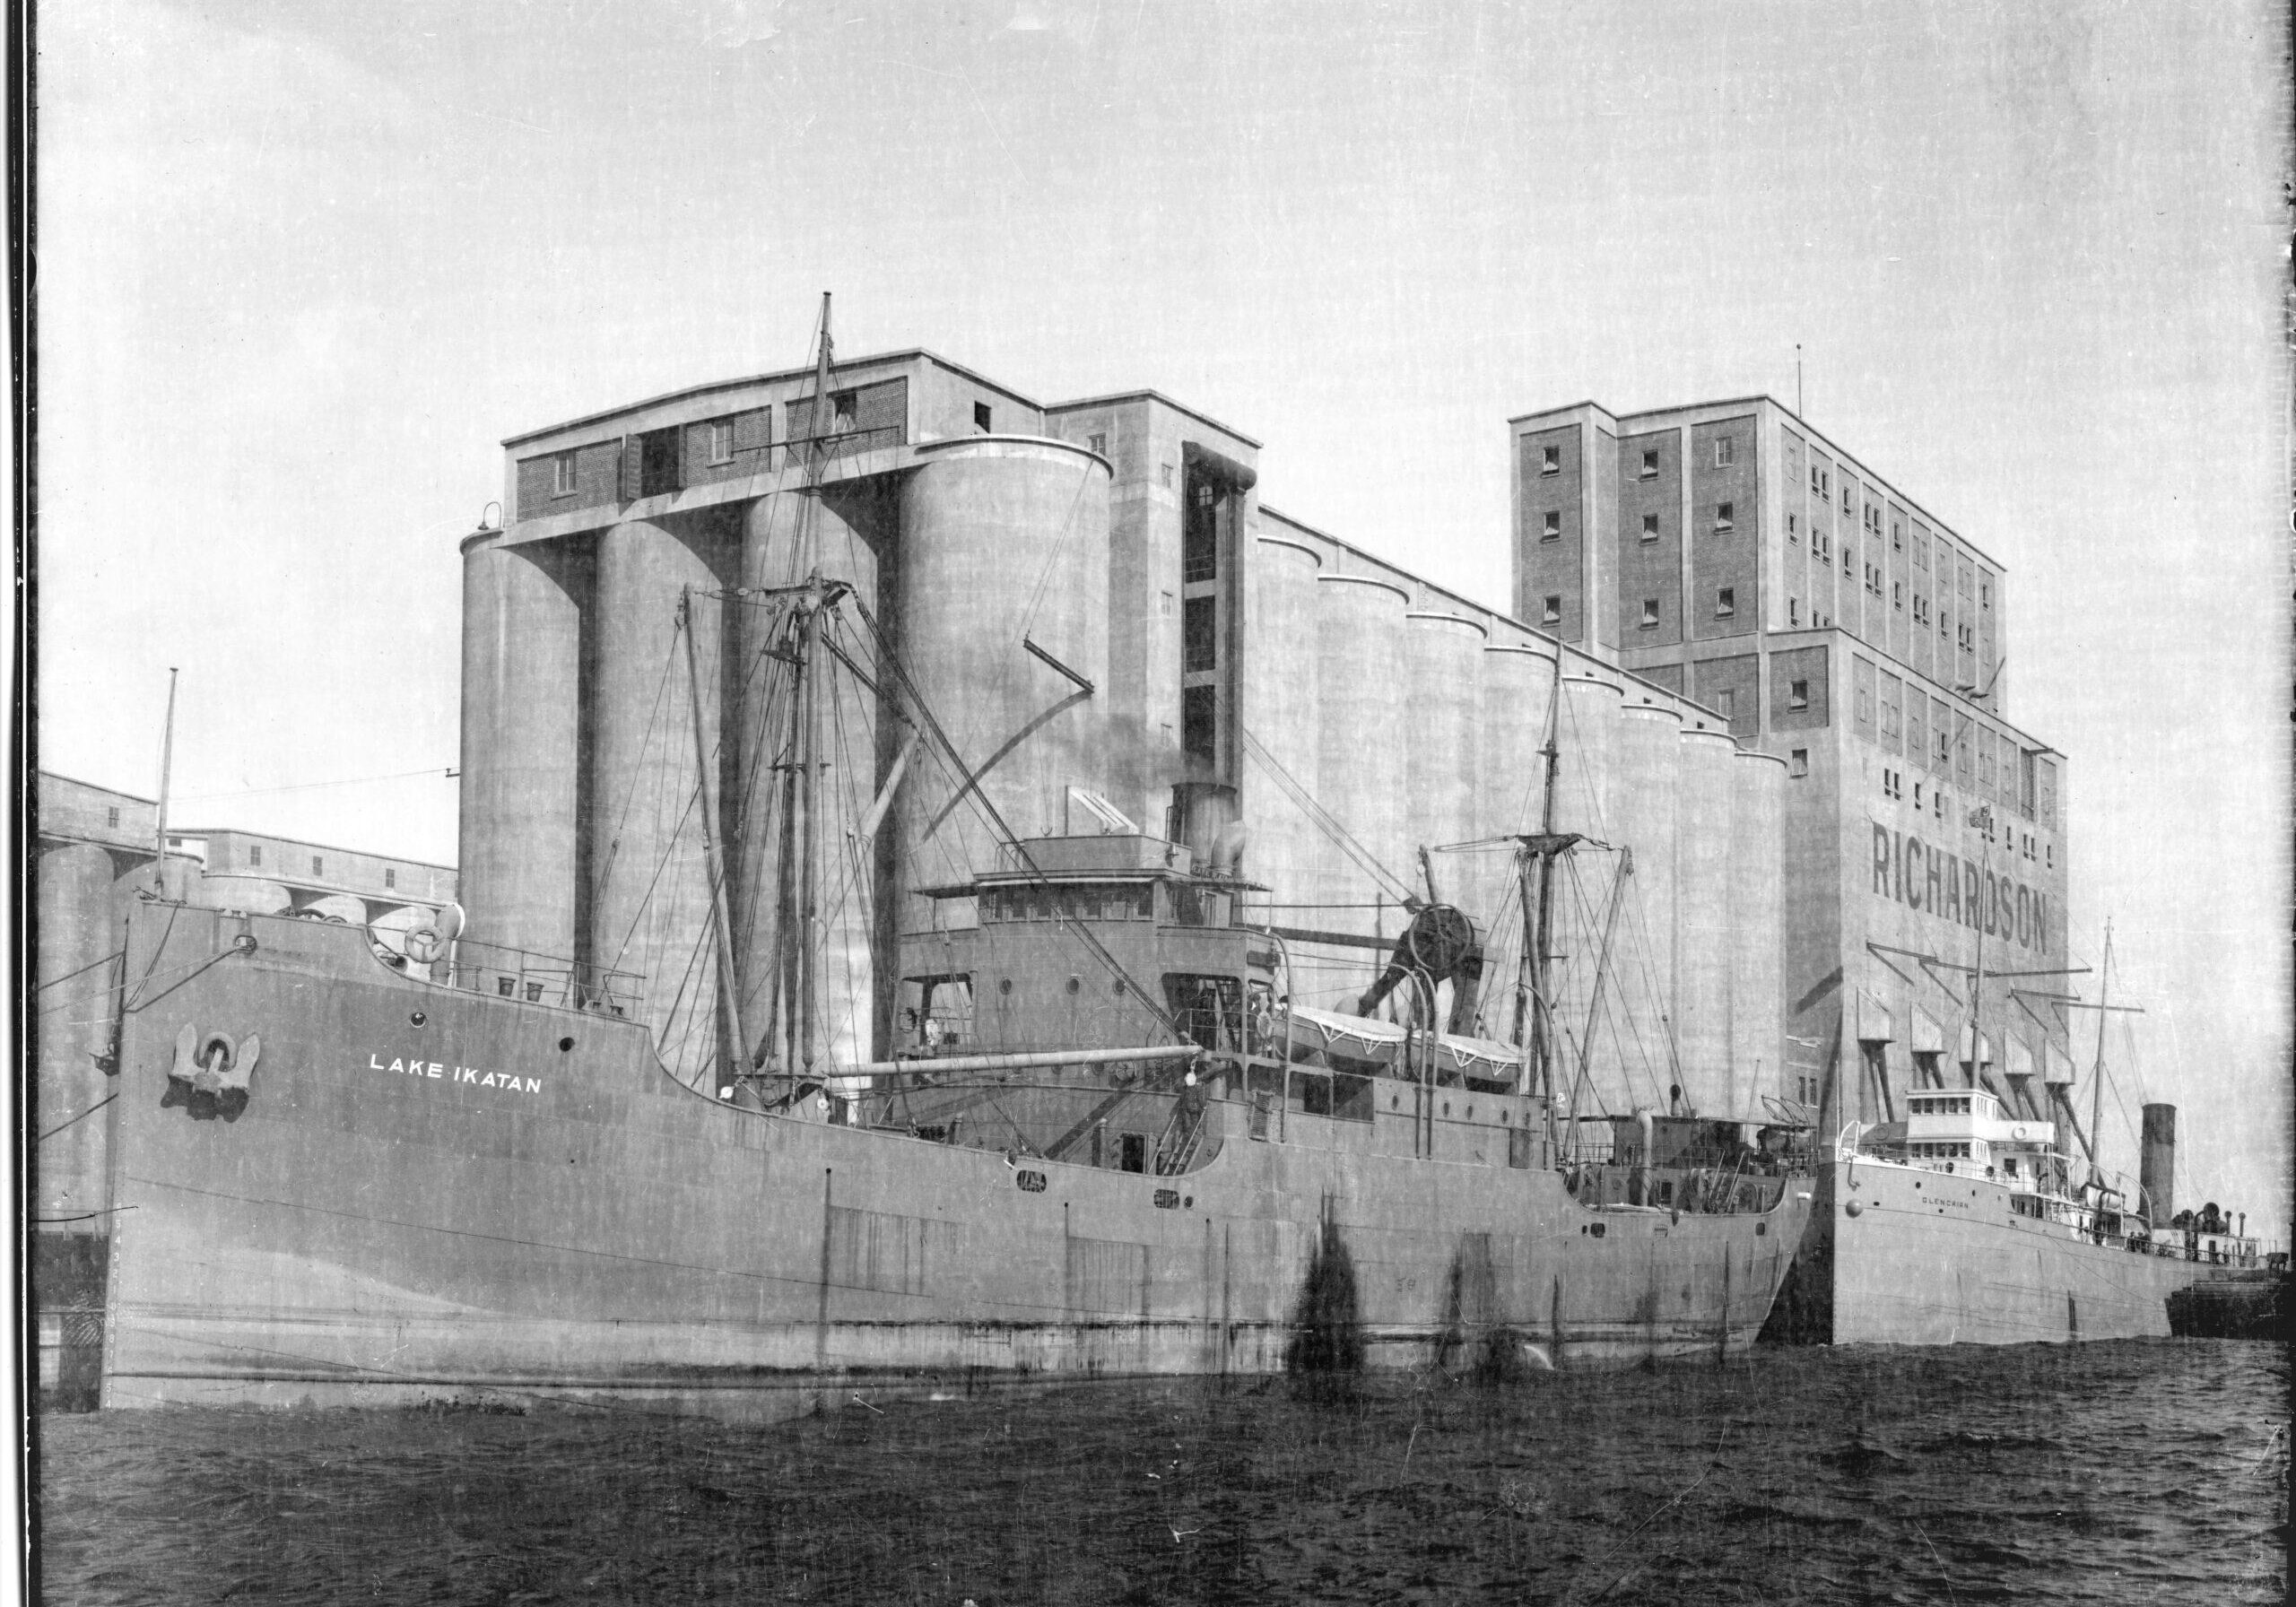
[[1391, 1094, 1399, 1109], [999, 979, 1013, 996], [1065, 976, 1082, 995], [1112, 979, 1126, 996], [1465, 1105, 1474, 1119], [1442, 1101, 1450, 1116], [558, 1036, 576, 1053], [409, 1011, 427, 1027]]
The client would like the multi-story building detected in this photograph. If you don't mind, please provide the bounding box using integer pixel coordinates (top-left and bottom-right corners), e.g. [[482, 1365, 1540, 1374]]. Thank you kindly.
[[1512, 397, 2074, 1137]]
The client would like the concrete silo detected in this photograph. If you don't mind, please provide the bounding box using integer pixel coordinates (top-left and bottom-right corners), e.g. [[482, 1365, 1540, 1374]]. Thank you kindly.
[[1402, 612, 1486, 894], [1553, 669, 1621, 844], [1673, 719, 1736, 1115], [896, 437, 1112, 916], [1605, 695, 1682, 1113], [1728, 747, 1787, 1119], [1311, 575, 1409, 945], [587, 517, 735, 1073], [1241, 535, 1323, 916], [457, 527, 583, 968]]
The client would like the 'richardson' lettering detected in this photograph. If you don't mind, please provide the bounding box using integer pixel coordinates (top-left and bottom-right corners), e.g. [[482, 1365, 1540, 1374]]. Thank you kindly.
[[1868, 821, 2050, 953], [367, 1053, 543, 1098]]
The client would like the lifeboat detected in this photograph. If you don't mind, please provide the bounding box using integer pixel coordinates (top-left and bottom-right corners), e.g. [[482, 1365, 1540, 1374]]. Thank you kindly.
[[1277, 1005, 1524, 1088]]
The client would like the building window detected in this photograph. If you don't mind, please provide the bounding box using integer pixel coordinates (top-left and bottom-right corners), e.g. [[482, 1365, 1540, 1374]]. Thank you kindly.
[[1641, 514, 1659, 543], [1715, 586, 1735, 617], [1883, 769, 1901, 801], [311, 855, 324, 877], [1639, 598, 1660, 629], [1184, 481, 1219, 581], [1640, 448, 1659, 479], [1714, 437, 1735, 467], [1892, 521, 1903, 551], [708, 419, 734, 464], [1788, 596, 1799, 626], [1542, 510, 1561, 542], [1715, 688, 1735, 718], [1787, 514, 1798, 543], [1161, 462, 1174, 488], [1182, 595, 1218, 673], [1810, 465, 1822, 494], [552, 451, 577, 497], [830, 390, 857, 428], [1980, 579, 1991, 607], [1089, 432, 1108, 456], [974, 402, 993, 433], [1840, 483, 1853, 512], [106, 805, 120, 828], [1790, 748, 1809, 778], [248, 845, 262, 867], [385, 868, 396, 890], [1914, 781, 1924, 807], [1181, 684, 1217, 760], [1542, 595, 1561, 624], [1893, 582, 1904, 610], [1714, 500, 1734, 531], [168, 836, 182, 847], [1541, 445, 1561, 475], [1788, 679, 1809, 710]]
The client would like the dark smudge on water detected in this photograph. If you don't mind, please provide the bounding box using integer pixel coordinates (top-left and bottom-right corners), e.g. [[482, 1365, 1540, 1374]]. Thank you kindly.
[[34, 1340, 2287, 1606]]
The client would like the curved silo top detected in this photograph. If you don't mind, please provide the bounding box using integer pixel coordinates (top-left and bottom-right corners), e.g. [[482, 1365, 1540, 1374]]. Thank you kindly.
[[1315, 573, 1411, 604], [1254, 534, 1324, 567]]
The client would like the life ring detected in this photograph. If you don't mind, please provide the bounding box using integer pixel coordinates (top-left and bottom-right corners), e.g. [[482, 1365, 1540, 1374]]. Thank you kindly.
[[403, 928, 444, 963], [2011, 1125, 2029, 1142]]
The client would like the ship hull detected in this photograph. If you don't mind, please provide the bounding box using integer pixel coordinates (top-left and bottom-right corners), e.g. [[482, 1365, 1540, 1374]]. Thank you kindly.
[[1777, 1159, 2243, 1347], [93, 908, 1811, 1417]]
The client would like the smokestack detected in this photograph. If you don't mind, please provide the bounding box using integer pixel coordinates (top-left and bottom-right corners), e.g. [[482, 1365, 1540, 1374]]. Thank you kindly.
[[2140, 1103, 2176, 1226]]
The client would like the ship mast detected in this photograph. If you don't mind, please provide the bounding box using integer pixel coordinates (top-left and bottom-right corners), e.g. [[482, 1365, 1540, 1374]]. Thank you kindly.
[[1965, 805, 1988, 1096], [2086, 918, 2113, 1191], [682, 589, 748, 1085], [1513, 669, 1578, 1099], [152, 666, 179, 893]]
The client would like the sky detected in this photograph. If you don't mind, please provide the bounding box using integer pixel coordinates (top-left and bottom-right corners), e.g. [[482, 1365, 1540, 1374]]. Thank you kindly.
[[31, 0, 2291, 1225]]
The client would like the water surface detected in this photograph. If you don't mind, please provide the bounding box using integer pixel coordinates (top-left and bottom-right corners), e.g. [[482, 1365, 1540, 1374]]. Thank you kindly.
[[35, 1341, 2287, 1604]]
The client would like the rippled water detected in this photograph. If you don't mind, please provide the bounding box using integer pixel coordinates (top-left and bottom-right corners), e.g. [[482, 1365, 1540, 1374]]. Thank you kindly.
[[34, 1341, 2287, 1605]]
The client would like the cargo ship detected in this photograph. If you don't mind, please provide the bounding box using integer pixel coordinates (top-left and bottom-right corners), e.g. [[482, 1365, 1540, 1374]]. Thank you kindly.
[[48, 309, 1822, 1414], [1765, 922, 2276, 1346]]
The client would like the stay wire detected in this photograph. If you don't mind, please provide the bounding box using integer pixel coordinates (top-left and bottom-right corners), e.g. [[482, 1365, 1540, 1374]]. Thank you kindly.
[[848, 593, 1190, 1048]]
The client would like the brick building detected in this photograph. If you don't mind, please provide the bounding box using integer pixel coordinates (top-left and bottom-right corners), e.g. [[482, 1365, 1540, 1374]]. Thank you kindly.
[[1512, 397, 2074, 1135]]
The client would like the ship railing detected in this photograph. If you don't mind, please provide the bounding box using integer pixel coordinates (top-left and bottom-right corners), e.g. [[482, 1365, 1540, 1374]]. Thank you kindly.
[[1566, 1160, 1787, 1215], [437, 936, 646, 1014]]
